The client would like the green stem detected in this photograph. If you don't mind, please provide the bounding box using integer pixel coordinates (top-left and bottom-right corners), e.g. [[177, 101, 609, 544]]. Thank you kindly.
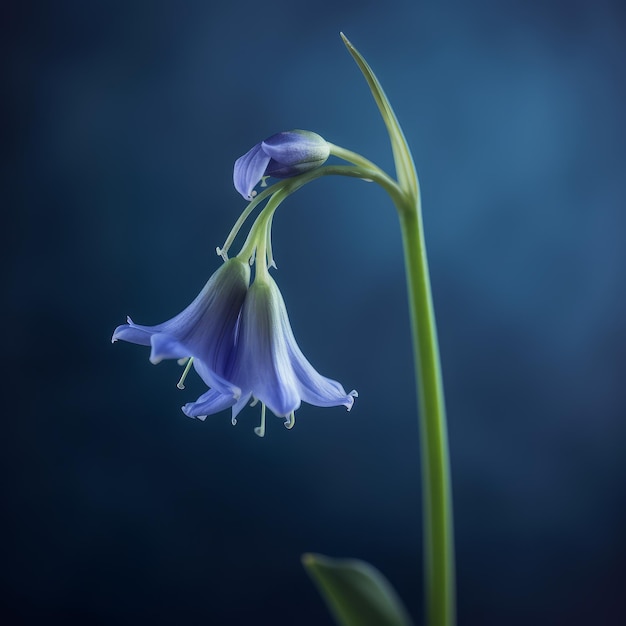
[[339, 34, 456, 626], [241, 162, 456, 626], [394, 193, 455, 626], [327, 143, 399, 196], [222, 163, 403, 260]]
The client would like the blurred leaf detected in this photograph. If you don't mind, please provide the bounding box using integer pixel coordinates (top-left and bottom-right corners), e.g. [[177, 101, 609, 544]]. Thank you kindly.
[[302, 553, 413, 626]]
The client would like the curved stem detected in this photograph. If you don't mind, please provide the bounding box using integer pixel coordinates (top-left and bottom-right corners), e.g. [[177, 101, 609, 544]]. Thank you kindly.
[[339, 34, 456, 626], [394, 191, 456, 626], [236, 189, 287, 269], [219, 179, 293, 259], [327, 143, 399, 194], [282, 163, 405, 206], [223, 162, 404, 259]]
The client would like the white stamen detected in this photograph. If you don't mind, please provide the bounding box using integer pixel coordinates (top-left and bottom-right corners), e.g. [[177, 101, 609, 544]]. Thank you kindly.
[[216, 246, 228, 261], [176, 357, 194, 390], [249, 397, 259, 407], [260, 176, 269, 188], [284, 411, 296, 430], [177, 357, 189, 366], [254, 403, 266, 438]]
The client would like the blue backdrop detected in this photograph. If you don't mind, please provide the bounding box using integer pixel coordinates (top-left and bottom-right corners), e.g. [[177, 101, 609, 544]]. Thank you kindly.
[[3, 1, 625, 624]]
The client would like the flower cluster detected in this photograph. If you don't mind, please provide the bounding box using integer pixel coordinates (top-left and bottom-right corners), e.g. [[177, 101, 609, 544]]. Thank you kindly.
[[113, 131, 355, 436]]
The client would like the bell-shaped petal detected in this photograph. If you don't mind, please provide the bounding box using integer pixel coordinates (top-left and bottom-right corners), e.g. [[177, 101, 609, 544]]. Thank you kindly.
[[231, 275, 357, 419], [182, 387, 238, 421], [112, 258, 250, 397], [234, 130, 330, 200]]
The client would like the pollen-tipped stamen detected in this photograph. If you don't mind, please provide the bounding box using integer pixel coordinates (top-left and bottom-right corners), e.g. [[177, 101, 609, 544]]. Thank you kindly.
[[254, 403, 267, 438], [176, 357, 194, 390]]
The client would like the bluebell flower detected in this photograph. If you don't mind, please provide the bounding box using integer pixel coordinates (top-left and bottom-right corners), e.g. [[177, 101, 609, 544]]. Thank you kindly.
[[112, 248, 355, 434], [234, 130, 330, 200], [183, 274, 357, 430], [112, 258, 250, 401]]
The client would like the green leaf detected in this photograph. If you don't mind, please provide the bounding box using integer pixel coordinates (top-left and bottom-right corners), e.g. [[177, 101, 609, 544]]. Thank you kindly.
[[302, 553, 414, 626], [340, 32, 418, 202]]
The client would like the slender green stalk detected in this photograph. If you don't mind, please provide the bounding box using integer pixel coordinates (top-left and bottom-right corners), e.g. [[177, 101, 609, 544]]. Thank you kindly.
[[395, 193, 455, 626], [340, 34, 456, 626], [226, 163, 404, 262]]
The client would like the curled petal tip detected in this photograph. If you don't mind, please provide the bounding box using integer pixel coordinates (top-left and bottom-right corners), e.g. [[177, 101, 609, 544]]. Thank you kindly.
[[182, 405, 206, 421], [283, 412, 296, 430], [234, 143, 270, 200], [345, 390, 358, 412], [183, 407, 205, 421]]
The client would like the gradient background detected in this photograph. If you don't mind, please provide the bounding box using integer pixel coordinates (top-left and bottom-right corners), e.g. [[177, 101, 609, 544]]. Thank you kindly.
[[3, 1, 626, 624]]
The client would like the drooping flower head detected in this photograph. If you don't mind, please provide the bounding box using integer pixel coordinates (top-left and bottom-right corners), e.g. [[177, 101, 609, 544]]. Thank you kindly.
[[113, 127, 358, 436], [183, 272, 357, 434], [112, 247, 356, 436], [234, 129, 330, 200], [112, 258, 250, 399]]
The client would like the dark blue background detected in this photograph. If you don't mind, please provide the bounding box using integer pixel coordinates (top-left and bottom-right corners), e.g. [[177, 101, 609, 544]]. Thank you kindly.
[[3, 1, 625, 624]]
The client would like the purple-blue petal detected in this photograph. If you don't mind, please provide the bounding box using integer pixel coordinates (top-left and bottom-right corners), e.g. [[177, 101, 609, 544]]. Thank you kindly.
[[262, 130, 329, 167], [271, 279, 356, 410], [149, 332, 188, 364], [182, 388, 237, 419], [231, 280, 301, 417], [264, 159, 321, 179], [112, 258, 249, 397], [230, 274, 356, 418], [193, 358, 241, 398], [289, 343, 356, 410], [231, 392, 253, 421], [233, 143, 271, 200], [233, 131, 329, 199], [111, 317, 152, 346]]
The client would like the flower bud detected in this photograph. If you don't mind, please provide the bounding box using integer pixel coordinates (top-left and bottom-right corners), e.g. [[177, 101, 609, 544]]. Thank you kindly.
[[234, 129, 330, 200]]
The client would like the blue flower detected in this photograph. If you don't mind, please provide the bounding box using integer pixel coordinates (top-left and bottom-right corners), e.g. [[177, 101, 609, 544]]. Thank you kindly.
[[234, 130, 330, 200], [183, 274, 357, 428], [113, 256, 355, 434], [112, 258, 250, 399]]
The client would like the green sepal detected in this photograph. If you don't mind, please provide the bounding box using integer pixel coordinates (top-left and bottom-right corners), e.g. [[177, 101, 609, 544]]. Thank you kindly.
[[302, 553, 413, 626]]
